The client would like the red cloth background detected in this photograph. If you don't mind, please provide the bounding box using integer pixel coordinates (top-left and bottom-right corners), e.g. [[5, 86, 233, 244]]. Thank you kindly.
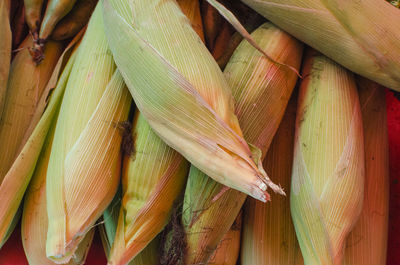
[[0, 90, 399, 265]]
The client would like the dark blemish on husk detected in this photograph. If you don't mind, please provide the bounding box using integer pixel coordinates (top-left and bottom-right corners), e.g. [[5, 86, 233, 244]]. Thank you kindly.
[[116, 121, 135, 156], [159, 203, 187, 265]]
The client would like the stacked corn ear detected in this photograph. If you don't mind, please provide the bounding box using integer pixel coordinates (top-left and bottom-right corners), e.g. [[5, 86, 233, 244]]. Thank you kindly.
[[50, 0, 98, 41], [344, 78, 389, 265], [100, 191, 160, 265], [107, 110, 189, 265], [291, 50, 365, 265], [22, 101, 94, 265], [24, 0, 43, 35], [0, 35, 63, 183], [0, 37, 77, 248], [45, 3, 131, 262], [207, 211, 242, 265], [177, 0, 205, 42], [241, 95, 303, 265], [182, 22, 303, 265], [241, 0, 400, 91], [39, 0, 78, 41], [103, 0, 283, 201], [0, 0, 11, 120]]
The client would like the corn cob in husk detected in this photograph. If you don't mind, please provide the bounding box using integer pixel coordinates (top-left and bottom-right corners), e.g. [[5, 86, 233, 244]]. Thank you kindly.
[[107, 110, 189, 265], [0, 0, 11, 121], [241, 95, 303, 265], [103, 0, 283, 201], [241, 0, 400, 91], [39, 0, 78, 41], [24, 0, 44, 35], [344, 78, 389, 265], [177, 0, 205, 42], [0, 38, 78, 248], [0, 36, 63, 184], [182, 22, 303, 264], [22, 101, 94, 265], [291, 50, 365, 265], [50, 0, 98, 41], [45, 4, 131, 262], [100, 191, 160, 265]]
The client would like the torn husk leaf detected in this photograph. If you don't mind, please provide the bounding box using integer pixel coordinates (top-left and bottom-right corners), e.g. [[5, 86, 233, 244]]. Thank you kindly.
[[344, 78, 389, 265], [100, 190, 160, 265], [0, 35, 63, 184], [102, 0, 282, 201], [22, 103, 94, 265], [107, 110, 189, 265], [291, 50, 365, 265], [0, 45, 77, 247], [242, 94, 303, 265], [241, 0, 400, 91], [0, 0, 11, 121], [182, 22, 303, 265], [46, 3, 131, 262]]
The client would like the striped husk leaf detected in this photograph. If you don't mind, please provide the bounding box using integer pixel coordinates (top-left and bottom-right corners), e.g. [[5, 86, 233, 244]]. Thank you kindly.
[[182, 22, 303, 265], [103, 0, 283, 201], [107, 110, 189, 265], [242, 95, 303, 265], [241, 0, 400, 91], [344, 78, 389, 265], [22, 103, 94, 265], [0, 44, 78, 247], [0, 0, 11, 121], [291, 50, 365, 265], [46, 3, 131, 262], [0, 35, 63, 184]]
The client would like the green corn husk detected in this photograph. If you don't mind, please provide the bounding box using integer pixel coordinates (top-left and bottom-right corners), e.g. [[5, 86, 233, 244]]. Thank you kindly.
[[291, 50, 365, 265], [22, 102, 94, 265], [0, 0, 11, 121], [241, 0, 400, 91], [344, 78, 389, 265], [182, 22, 303, 264], [103, 0, 284, 202], [100, 190, 160, 265], [107, 110, 189, 265], [0, 40, 78, 247], [46, 3, 131, 262], [241, 95, 303, 265], [0, 36, 63, 184]]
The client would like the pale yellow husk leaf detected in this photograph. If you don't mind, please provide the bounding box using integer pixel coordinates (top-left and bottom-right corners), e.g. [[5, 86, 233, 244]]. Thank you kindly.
[[0, 44, 78, 247], [291, 50, 365, 265], [344, 78, 389, 265], [46, 3, 131, 262], [103, 0, 283, 201], [241, 0, 400, 91], [0, 36, 63, 184], [182, 22, 303, 265], [22, 106, 94, 265], [108, 110, 189, 265], [242, 95, 303, 265]]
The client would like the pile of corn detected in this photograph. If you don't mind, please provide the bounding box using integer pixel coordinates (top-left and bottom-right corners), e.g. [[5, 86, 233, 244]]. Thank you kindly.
[[0, 0, 397, 264]]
